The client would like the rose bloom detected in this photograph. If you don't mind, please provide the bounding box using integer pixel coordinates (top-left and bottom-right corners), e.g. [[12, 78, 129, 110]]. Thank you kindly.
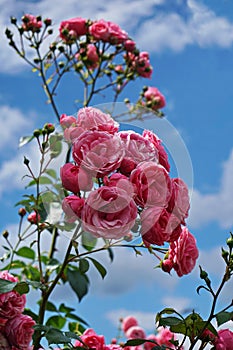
[[168, 227, 199, 277], [27, 211, 41, 224], [89, 19, 110, 41], [77, 107, 119, 134], [125, 326, 146, 339], [104, 173, 134, 197], [167, 178, 190, 224], [130, 161, 171, 208], [144, 86, 166, 110], [64, 125, 84, 143], [62, 195, 85, 222], [126, 51, 152, 78], [142, 130, 170, 172], [5, 314, 35, 350], [119, 131, 158, 176], [74, 328, 105, 350], [59, 113, 76, 128], [59, 17, 87, 41], [124, 39, 136, 52], [60, 163, 93, 194], [72, 130, 124, 177], [144, 334, 159, 350], [108, 21, 128, 44], [81, 186, 137, 239], [141, 206, 181, 246], [214, 329, 233, 350], [21, 14, 42, 32], [122, 316, 138, 333], [86, 44, 99, 69], [156, 327, 178, 349], [0, 271, 26, 321]]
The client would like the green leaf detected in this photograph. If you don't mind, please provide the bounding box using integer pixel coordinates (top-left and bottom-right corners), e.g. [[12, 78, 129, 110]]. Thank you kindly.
[[46, 301, 57, 312], [107, 247, 114, 262], [0, 279, 17, 293], [159, 316, 182, 327], [88, 257, 107, 279], [15, 247, 35, 260], [67, 268, 89, 302], [19, 135, 34, 148], [45, 328, 71, 345], [14, 281, 30, 295], [81, 231, 97, 251], [59, 303, 75, 314], [216, 311, 233, 327], [79, 259, 90, 274], [66, 313, 89, 326], [45, 169, 57, 179], [46, 316, 66, 329], [123, 339, 149, 347]]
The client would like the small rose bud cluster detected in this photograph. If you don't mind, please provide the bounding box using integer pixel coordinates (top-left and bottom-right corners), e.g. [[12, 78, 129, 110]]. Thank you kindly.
[[0, 271, 35, 350], [73, 328, 122, 350], [60, 106, 198, 276], [121, 315, 180, 349], [141, 86, 166, 111], [21, 14, 43, 32]]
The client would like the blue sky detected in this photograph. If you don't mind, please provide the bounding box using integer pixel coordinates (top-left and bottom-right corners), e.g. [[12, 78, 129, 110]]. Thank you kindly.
[[1, 0, 233, 347]]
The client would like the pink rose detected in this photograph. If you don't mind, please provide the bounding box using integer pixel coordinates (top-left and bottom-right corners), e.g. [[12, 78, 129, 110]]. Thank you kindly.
[[64, 125, 84, 143], [130, 161, 171, 208], [167, 178, 190, 224], [156, 327, 177, 349], [59, 114, 76, 128], [21, 14, 42, 32], [126, 51, 153, 78], [119, 131, 158, 176], [108, 21, 128, 44], [144, 87, 166, 110], [0, 332, 10, 350], [5, 314, 35, 349], [168, 227, 199, 277], [27, 211, 41, 224], [81, 186, 137, 239], [74, 328, 105, 350], [125, 326, 146, 339], [105, 345, 122, 350], [215, 329, 233, 350], [104, 173, 134, 197], [86, 44, 99, 68], [142, 130, 170, 172], [144, 334, 159, 350], [141, 207, 181, 246], [59, 17, 87, 41], [72, 130, 124, 177], [89, 19, 110, 41], [124, 40, 136, 52], [60, 163, 93, 194], [62, 195, 85, 222], [77, 107, 119, 134], [122, 316, 138, 333]]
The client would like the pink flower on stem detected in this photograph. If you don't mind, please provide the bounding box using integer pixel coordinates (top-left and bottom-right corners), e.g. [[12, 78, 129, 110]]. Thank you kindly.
[[60, 162, 93, 194], [59, 113, 76, 128], [89, 19, 128, 44], [214, 329, 233, 350], [126, 51, 153, 78], [108, 21, 128, 44], [104, 173, 134, 197], [81, 186, 137, 239], [156, 327, 177, 349], [168, 227, 199, 277], [119, 131, 158, 176], [5, 314, 35, 350], [27, 211, 41, 224], [72, 130, 124, 177], [142, 129, 170, 172], [0, 271, 26, 320], [144, 86, 166, 110], [125, 326, 146, 339], [167, 178, 190, 224], [21, 14, 42, 32], [144, 334, 159, 350], [59, 17, 87, 42], [77, 107, 119, 134], [74, 328, 105, 350], [122, 316, 138, 333], [124, 39, 136, 52], [62, 195, 85, 222], [130, 161, 171, 208]]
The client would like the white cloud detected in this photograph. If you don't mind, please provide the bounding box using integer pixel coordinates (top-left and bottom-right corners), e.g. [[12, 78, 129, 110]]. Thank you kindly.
[[188, 148, 233, 229], [1, 0, 233, 73], [162, 296, 191, 313]]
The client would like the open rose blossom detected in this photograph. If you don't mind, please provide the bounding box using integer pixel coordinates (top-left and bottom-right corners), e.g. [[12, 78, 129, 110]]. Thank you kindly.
[[74, 328, 105, 350], [104, 173, 134, 197], [59, 17, 87, 41], [214, 329, 233, 350], [72, 130, 124, 177], [59, 113, 76, 128], [125, 325, 146, 339], [77, 107, 119, 134], [60, 163, 93, 194], [89, 19, 128, 44], [122, 316, 138, 333], [62, 195, 85, 222], [81, 186, 137, 239], [5, 314, 35, 349], [156, 327, 177, 349], [142, 129, 170, 172], [167, 178, 190, 224], [130, 161, 171, 208], [141, 206, 181, 246], [168, 227, 199, 277], [0, 271, 26, 320], [119, 131, 158, 176]]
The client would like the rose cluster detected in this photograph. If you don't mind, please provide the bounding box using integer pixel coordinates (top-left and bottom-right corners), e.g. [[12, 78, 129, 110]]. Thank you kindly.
[[60, 106, 198, 277], [0, 271, 35, 350]]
